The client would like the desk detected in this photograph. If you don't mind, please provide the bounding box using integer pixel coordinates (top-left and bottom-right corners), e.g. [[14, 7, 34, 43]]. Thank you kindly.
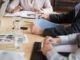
[[0, 17, 44, 60]]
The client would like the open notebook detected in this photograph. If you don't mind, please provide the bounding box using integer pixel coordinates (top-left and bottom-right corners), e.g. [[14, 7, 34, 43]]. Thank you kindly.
[[5, 11, 36, 18]]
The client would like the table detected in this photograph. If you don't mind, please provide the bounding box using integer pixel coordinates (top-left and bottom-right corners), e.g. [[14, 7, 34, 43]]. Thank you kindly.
[[0, 17, 44, 60]]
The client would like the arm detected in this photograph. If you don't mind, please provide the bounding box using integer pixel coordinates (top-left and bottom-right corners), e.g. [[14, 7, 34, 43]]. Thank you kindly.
[[58, 33, 80, 45], [46, 48, 80, 60], [42, 0, 53, 13], [7, 0, 19, 13], [42, 36, 80, 60], [43, 18, 80, 37], [49, 9, 75, 24], [46, 49, 68, 60]]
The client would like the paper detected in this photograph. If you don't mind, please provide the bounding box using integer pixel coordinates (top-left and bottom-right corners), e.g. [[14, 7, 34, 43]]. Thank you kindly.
[[5, 11, 36, 18], [0, 34, 28, 44], [0, 50, 26, 60], [34, 18, 59, 29]]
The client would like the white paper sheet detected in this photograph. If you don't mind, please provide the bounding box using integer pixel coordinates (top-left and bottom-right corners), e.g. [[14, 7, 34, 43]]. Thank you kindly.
[[0, 34, 28, 44], [5, 11, 36, 18], [0, 50, 26, 60]]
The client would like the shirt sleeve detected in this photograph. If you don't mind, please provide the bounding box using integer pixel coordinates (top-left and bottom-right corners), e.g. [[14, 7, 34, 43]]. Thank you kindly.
[[42, 0, 53, 14], [46, 48, 80, 60], [46, 49, 68, 60], [7, 0, 19, 12], [49, 9, 75, 24], [58, 33, 80, 45]]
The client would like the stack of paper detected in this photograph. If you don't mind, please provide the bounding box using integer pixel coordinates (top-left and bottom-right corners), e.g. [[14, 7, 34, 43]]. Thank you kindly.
[[0, 50, 26, 60], [0, 34, 28, 44], [5, 11, 36, 18]]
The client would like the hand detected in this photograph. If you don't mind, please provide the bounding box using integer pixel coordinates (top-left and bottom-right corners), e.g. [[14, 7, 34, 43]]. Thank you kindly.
[[44, 36, 61, 45], [33, 6, 42, 13], [13, 5, 22, 13], [41, 42, 54, 55], [37, 14, 50, 21], [31, 24, 44, 35]]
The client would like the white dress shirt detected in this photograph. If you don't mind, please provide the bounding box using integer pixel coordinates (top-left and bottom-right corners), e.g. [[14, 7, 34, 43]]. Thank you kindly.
[[7, 0, 53, 13]]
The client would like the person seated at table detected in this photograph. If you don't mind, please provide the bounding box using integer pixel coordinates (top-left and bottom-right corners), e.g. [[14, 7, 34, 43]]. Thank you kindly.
[[31, 3, 80, 37], [7, 0, 53, 13], [41, 33, 80, 60]]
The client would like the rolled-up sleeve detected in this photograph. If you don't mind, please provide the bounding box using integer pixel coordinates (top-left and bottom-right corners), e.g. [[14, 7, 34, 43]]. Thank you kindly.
[[42, 0, 53, 13], [7, 0, 19, 12], [46, 49, 68, 60], [58, 33, 80, 45]]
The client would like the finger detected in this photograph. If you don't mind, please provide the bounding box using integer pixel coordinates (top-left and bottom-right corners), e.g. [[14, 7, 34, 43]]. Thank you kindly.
[[37, 14, 42, 18], [44, 36, 52, 44], [40, 15, 45, 19]]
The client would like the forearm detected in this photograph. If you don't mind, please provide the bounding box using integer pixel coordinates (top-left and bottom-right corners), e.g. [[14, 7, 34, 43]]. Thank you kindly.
[[42, 8, 53, 14], [46, 48, 80, 60], [49, 9, 75, 24], [58, 33, 80, 45], [7, 0, 19, 12], [46, 49, 68, 60], [43, 0, 53, 13]]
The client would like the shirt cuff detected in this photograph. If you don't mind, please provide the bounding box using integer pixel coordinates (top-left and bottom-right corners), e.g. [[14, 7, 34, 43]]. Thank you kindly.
[[43, 28, 56, 37], [49, 14, 59, 22], [58, 36, 70, 44]]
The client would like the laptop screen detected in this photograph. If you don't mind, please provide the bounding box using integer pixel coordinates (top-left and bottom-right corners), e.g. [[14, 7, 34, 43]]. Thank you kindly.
[[0, 0, 9, 16]]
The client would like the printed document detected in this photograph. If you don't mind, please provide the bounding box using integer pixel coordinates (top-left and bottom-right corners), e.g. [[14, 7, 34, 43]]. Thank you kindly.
[[5, 11, 36, 18], [0, 50, 26, 60]]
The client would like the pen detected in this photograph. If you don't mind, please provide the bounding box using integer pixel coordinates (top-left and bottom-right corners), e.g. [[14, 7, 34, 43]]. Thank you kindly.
[[41, 41, 58, 48]]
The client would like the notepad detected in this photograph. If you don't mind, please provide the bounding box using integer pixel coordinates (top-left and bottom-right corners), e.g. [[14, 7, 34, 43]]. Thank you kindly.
[[5, 11, 36, 18]]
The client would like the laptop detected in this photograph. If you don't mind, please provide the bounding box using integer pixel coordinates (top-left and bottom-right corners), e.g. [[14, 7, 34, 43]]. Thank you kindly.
[[0, 0, 9, 16]]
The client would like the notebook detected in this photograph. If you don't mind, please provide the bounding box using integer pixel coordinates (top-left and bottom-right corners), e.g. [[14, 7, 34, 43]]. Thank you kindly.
[[0, 0, 9, 16]]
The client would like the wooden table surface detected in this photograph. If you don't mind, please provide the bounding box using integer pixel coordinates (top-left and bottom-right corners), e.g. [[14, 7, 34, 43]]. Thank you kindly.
[[0, 17, 44, 60]]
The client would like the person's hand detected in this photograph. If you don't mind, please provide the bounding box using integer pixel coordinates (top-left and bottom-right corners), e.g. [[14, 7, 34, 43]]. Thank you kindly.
[[33, 6, 42, 13], [41, 41, 54, 55], [13, 5, 22, 13], [31, 24, 44, 35], [44, 36, 61, 46], [37, 14, 50, 21]]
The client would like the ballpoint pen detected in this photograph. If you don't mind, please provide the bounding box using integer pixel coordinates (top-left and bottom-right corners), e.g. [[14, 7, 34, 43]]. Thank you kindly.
[[41, 41, 58, 48]]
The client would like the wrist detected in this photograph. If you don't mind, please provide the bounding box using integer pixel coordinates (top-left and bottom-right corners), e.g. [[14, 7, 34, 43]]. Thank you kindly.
[[55, 37, 61, 44]]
